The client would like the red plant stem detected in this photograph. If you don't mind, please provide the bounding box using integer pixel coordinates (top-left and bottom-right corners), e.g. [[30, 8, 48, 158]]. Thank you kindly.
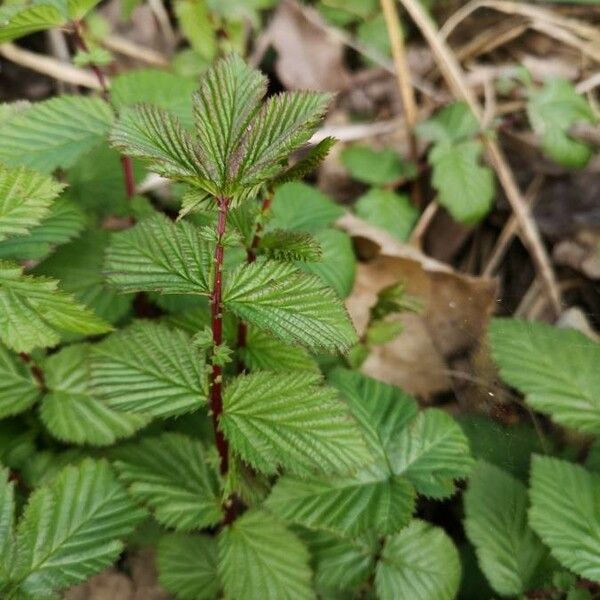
[[210, 196, 230, 476], [236, 195, 273, 369], [71, 21, 135, 200]]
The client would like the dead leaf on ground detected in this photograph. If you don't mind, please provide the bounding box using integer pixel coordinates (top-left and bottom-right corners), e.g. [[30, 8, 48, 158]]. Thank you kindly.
[[553, 230, 600, 279], [340, 213, 498, 397], [263, 0, 350, 91]]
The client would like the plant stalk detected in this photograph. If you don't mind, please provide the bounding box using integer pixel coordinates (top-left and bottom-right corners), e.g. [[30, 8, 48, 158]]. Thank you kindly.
[[71, 20, 136, 200], [210, 196, 230, 476]]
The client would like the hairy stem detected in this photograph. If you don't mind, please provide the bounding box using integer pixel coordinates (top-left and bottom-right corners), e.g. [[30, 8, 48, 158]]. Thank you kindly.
[[236, 195, 273, 367], [210, 196, 230, 476], [71, 21, 135, 200]]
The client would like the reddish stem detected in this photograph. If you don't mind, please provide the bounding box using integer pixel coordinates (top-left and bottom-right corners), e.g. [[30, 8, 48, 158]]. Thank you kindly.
[[210, 196, 230, 476], [71, 21, 135, 200]]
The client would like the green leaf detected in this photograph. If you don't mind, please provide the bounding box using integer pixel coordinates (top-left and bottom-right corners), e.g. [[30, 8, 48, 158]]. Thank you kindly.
[[0, 4, 65, 43], [67, 0, 102, 19], [91, 321, 207, 417], [34, 229, 132, 324], [354, 188, 418, 242], [300, 529, 377, 591], [0, 96, 113, 172], [113, 433, 222, 531], [272, 137, 336, 186], [10, 459, 145, 597], [110, 104, 213, 189], [429, 140, 494, 224], [221, 371, 369, 476], [417, 102, 480, 145], [0, 467, 15, 579], [464, 461, 548, 596], [0, 196, 86, 261], [104, 214, 213, 296], [40, 345, 149, 446], [0, 261, 111, 353], [269, 182, 343, 234], [258, 229, 322, 262], [587, 440, 600, 474], [0, 165, 64, 242], [224, 260, 357, 353], [529, 456, 600, 582], [527, 79, 596, 168], [218, 510, 314, 600], [341, 146, 415, 185], [111, 69, 197, 130], [174, 0, 217, 61], [375, 520, 461, 600], [268, 370, 418, 537], [490, 318, 600, 434], [157, 534, 219, 600], [300, 228, 356, 298], [240, 326, 319, 373], [0, 344, 41, 419], [391, 409, 474, 498]]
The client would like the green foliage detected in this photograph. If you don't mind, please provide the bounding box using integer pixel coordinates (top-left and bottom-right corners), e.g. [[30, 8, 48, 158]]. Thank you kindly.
[[0, 260, 111, 353], [221, 371, 369, 476], [4, 459, 144, 598], [0, 344, 41, 419], [527, 79, 597, 168], [218, 510, 314, 600], [417, 102, 494, 224], [490, 318, 600, 434], [529, 456, 600, 582], [464, 461, 549, 596], [341, 146, 415, 185], [0, 4, 65, 43], [113, 433, 222, 531], [258, 229, 322, 262], [375, 520, 461, 600], [0, 96, 113, 172]]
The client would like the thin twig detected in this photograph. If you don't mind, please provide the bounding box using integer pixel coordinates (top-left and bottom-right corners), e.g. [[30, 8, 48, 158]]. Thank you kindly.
[[409, 200, 439, 246], [0, 42, 102, 89], [103, 33, 169, 67], [147, 0, 176, 47], [399, 0, 562, 316]]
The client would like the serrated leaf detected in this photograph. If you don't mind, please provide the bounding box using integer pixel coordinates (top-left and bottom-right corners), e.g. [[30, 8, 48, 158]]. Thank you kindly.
[[0, 96, 113, 172], [0, 4, 65, 43], [104, 214, 213, 295], [0, 165, 64, 242], [430, 140, 494, 224], [0, 261, 111, 353], [272, 137, 336, 186], [218, 510, 314, 600], [354, 188, 418, 242], [110, 104, 213, 189], [341, 146, 414, 185], [0, 420, 36, 471], [464, 461, 548, 596], [417, 102, 480, 145], [35, 229, 132, 324], [269, 182, 344, 234], [221, 371, 368, 476], [91, 321, 207, 417], [0, 344, 41, 419], [111, 69, 197, 130], [391, 409, 473, 498], [157, 534, 219, 600], [40, 345, 149, 446], [529, 456, 600, 582], [490, 318, 600, 434], [240, 326, 319, 373], [113, 433, 222, 531], [527, 79, 596, 168], [0, 196, 86, 261], [300, 228, 356, 298], [268, 370, 418, 537], [300, 529, 377, 591], [0, 467, 15, 579], [375, 520, 461, 600], [259, 229, 321, 262], [224, 260, 357, 353], [10, 459, 145, 597]]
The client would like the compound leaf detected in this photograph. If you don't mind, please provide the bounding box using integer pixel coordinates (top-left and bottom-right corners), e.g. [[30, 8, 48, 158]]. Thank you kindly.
[[91, 321, 207, 418], [221, 371, 369, 477], [0, 343, 41, 419], [113, 433, 222, 531], [218, 510, 314, 600]]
